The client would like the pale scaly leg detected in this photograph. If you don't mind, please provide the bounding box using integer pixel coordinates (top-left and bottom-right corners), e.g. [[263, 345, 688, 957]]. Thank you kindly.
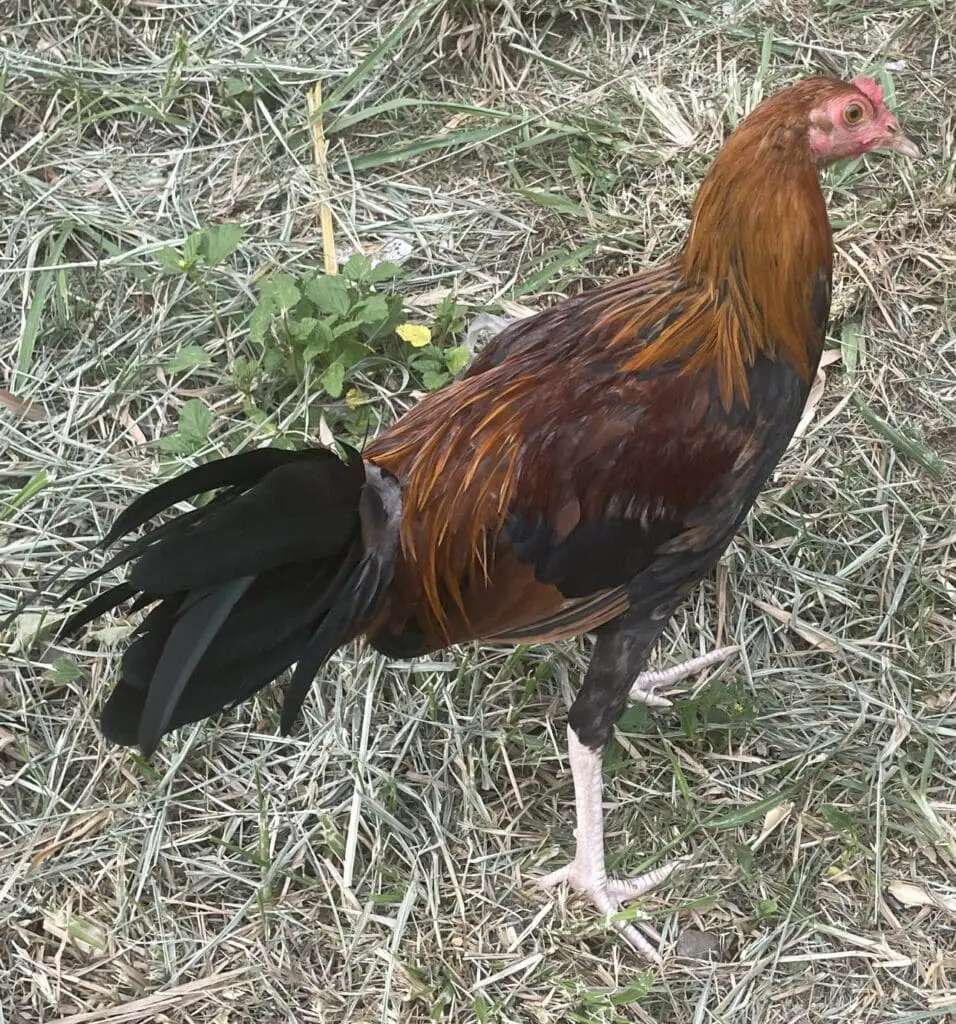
[[539, 645, 740, 961], [538, 726, 681, 962], [629, 645, 740, 707]]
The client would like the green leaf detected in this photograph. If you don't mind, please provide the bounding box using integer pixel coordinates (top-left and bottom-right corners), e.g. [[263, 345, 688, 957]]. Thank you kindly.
[[199, 223, 243, 266], [261, 273, 301, 310], [614, 702, 649, 733], [422, 369, 448, 391], [853, 396, 946, 480], [384, 294, 406, 320], [409, 348, 441, 371], [233, 354, 256, 392], [876, 66, 897, 112], [263, 347, 285, 375], [157, 433, 193, 455], [242, 398, 267, 424], [321, 360, 345, 398], [249, 298, 274, 347], [677, 699, 698, 740], [302, 319, 335, 361], [355, 293, 390, 323], [366, 260, 403, 283], [340, 252, 371, 282], [434, 292, 466, 329], [820, 804, 857, 834], [513, 241, 597, 297], [222, 76, 251, 98], [163, 346, 212, 372], [327, 97, 519, 135], [607, 976, 654, 1005], [46, 659, 88, 684], [15, 220, 74, 389], [289, 316, 319, 342], [183, 229, 204, 262], [305, 274, 351, 316], [703, 787, 800, 831], [333, 338, 372, 368], [320, 0, 443, 111], [6, 470, 50, 511], [517, 187, 588, 217], [840, 320, 864, 374], [736, 843, 756, 879], [331, 318, 365, 339], [177, 398, 214, 445], [155, 246, 184, 275], [443, 345, 470, 375], [336, 124, 517, 174]]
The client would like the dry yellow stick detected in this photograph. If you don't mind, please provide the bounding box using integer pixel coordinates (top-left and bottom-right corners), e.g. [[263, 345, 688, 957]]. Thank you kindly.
[[307, 82, 337, 275]]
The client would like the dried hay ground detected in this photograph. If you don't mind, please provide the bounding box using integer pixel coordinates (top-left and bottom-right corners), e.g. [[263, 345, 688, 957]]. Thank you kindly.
[[1, 2, 955, 1022]]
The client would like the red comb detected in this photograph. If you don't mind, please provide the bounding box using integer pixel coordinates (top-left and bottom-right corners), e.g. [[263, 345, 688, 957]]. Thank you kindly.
[[851, 76, 884, 107]]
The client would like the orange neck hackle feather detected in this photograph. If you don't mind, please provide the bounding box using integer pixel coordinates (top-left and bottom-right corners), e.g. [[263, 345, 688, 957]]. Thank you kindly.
[[621, 77, 842, 408]]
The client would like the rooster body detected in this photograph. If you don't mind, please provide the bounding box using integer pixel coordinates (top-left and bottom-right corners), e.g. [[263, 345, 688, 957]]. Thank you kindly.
[[61, 75, 917, 960]]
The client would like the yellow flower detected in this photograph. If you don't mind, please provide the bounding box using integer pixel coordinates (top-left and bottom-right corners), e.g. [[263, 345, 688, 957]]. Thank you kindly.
[[396, 322, 432, 348]]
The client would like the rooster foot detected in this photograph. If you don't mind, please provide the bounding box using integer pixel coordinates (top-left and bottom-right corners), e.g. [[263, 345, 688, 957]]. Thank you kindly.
[[628, 645, 740, 707], [537, 729, 685, 962], [538, 857, 681, 962]]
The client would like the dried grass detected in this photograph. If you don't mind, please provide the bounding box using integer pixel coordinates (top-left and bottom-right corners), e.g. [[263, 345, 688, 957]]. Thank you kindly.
[[2, 1, 955, 1022]]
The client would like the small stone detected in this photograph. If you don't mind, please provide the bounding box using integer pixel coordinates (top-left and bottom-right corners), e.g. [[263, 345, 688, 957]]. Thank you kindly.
[[676, 928, 721, 960]]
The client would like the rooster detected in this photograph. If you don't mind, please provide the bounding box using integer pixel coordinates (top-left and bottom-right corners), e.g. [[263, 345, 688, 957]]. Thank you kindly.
[[60, 75, 918, 960]]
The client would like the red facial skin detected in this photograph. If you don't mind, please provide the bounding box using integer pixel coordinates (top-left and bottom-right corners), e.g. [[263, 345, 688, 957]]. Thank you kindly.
[[808, 76, 919, 163]]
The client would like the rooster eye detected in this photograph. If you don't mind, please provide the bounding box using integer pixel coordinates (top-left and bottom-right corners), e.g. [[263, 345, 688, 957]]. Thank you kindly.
[[843, 103, 864, 125]]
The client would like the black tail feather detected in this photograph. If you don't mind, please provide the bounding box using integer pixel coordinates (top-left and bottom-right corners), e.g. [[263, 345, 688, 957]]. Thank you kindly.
[[61, 581, 138, 637], [101, 620, 319, 746], [137, 576, 255, 755], [280, 551, 387, 733], [61, 443, 399, 755], [120, 599, 184, 690], [279, 466, 402, 732], [59, 503, 220, 606], [100, 447, 327, 548], [60, 445, 365, 605], [128, 465, 359, 595]]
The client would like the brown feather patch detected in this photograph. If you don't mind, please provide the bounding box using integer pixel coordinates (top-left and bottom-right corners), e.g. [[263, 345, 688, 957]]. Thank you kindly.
[[366, 77, 839, 652]]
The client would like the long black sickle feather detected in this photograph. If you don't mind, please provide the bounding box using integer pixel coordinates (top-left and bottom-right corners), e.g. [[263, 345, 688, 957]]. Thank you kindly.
[[137, 576, 255, 755]]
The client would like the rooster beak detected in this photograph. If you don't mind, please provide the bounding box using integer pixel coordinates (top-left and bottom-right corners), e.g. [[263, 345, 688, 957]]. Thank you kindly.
[[882, 119, 921, 158]]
